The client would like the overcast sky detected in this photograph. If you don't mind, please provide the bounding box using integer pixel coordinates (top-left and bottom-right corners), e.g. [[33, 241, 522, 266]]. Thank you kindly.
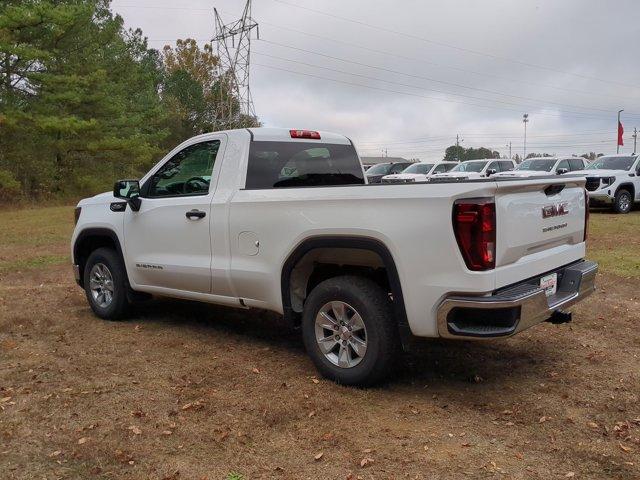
[[111, 0, 640, 160]]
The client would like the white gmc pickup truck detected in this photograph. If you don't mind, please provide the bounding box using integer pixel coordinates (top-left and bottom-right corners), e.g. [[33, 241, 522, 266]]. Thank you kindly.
[[71, 128, 597, 386]]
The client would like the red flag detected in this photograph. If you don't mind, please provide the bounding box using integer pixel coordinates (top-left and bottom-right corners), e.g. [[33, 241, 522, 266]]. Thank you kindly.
[[618, 121, 624, 146]]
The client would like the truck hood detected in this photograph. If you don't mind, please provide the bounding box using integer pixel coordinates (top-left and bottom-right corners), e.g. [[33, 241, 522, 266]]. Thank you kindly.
[[78, 191, 117, 206], [493, 170, 552, 178], [570, 169, 627, 177], [431, 171, 484, 180], [382, 173, 425, 181]]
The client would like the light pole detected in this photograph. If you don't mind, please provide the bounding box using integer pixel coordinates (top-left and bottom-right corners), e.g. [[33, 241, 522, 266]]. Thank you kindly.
[[617, 109, 624, 154], [522, 114, 529, 160], [505, 141, 512, 159]]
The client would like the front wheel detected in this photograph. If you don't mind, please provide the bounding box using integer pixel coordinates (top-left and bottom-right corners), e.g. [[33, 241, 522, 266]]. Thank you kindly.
[[613, 189, 632, 214], [301, 276, 400, 386], [83, 247, 130, 320]]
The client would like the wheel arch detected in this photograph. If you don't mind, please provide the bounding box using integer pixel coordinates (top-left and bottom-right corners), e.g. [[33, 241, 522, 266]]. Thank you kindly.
[[73, 228, 125, 288], [280, 236, 408, 329], [616, 183, 635, 198]]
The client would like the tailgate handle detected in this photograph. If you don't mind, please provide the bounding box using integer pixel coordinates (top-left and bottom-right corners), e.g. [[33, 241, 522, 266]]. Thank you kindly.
[[544, 184, 565, 196]]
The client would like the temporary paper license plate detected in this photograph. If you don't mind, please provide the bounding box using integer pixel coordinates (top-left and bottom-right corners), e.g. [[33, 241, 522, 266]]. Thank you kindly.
[[540, 273, 558, 297]]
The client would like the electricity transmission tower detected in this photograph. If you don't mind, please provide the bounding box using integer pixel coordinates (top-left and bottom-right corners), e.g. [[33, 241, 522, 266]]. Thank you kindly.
[[212, 0, 259, 127]]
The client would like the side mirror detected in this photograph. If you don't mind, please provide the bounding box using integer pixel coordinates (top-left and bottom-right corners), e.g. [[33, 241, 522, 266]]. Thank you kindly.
[[113, 179, 141, 212], [486, 168, 497, 176], [557, 168, 569, 175]]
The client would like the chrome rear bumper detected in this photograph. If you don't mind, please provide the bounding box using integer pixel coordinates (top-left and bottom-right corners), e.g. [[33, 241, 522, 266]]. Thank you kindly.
[[437, 260, 598, 339]]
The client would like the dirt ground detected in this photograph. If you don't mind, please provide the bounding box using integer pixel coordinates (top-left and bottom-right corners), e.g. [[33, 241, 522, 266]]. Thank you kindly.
[[1, 210, 639, 480]]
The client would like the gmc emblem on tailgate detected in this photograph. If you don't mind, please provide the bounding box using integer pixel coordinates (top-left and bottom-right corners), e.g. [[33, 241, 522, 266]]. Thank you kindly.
[[542, 202, 569, 218]]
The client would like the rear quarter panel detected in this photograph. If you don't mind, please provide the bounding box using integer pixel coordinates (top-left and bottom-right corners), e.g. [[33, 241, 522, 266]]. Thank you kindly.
[[228, 182, 499, 337]]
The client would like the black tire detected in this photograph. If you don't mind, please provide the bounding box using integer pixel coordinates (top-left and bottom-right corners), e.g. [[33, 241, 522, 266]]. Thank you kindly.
[[83, 247, 130, 320], [301, 275, 400, 387], [613, 189, 632, 214]]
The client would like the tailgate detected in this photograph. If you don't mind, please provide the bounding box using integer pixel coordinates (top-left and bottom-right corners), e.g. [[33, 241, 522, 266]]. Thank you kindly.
[[494, 176, 587, 280]]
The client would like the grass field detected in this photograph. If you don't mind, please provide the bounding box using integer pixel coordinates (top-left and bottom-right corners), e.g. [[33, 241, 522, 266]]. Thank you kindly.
[[1, 206, 639, 479]]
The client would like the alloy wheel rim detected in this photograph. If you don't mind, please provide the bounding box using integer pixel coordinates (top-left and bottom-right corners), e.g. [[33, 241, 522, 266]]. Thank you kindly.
[[619, 194, 631, 211], [314, 301, 367, 368], [89, 263, 114, 308]]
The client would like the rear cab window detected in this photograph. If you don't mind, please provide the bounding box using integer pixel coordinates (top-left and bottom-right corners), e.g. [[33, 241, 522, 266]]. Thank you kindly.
[[245, 141, 365, 189]]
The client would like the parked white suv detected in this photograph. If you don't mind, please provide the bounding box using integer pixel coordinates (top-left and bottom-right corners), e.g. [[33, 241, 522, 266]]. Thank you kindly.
[[381, 161, 457, 183], [494, 157, 588, 178], [71, 128, 597, 385], [431, 158, 515, 181], [573, 154, 640, 213]]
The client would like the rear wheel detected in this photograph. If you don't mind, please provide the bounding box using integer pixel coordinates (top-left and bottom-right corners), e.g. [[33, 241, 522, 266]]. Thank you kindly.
[[613, 189, 632, 214], [301, 275, 400, 386], [83, 247, 130, 320]]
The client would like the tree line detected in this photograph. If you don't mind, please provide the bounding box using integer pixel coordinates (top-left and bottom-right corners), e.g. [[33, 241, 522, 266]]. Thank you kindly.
[[0, 0, 258, 202], [443, 145, 604, 163]]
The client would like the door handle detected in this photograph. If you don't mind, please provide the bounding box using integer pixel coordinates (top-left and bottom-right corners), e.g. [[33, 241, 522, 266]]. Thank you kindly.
[[186, 209, 206, 219]]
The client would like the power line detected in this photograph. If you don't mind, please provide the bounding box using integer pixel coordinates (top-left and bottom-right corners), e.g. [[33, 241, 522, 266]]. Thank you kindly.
[[112, 3, 639, 105], [254, 45, 627, 117], [252, 62, 619, 118], [268, 0, 640, 91], [251, 21, 634, 105], [117, 0, 640, 109], [358, 131, 615, 146]]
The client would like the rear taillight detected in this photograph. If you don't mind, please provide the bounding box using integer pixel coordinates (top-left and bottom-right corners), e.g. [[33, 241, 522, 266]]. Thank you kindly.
[[583, 188, 589, 242], [453, 199, 496, 271], [290, 129, 321, 139]]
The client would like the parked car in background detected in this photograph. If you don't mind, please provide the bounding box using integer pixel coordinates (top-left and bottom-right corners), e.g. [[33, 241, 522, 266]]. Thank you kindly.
[[381, 161, 457, 183], [431, 158, 515, 180], [494, 157, 587, 178], [573, 154, 640, 213], [365, 161, 414, 183]]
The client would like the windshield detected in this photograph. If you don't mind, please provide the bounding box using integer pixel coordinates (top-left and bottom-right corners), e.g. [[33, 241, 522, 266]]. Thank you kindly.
[[402, 163, 434, 174], [450, 161, 488, 173], [586, 156, 636, 171], [366, 163, 392, 175], [515, 159, 556, 172]]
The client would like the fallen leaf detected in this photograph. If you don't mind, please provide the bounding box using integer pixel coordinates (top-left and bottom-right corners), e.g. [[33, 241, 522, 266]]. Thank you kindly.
[[312, 378, 320, 384], [162, 430, 173, 436], [252, 368, 260, 374], [360, 457, 374, 467], [77, 437, 89, 445], [587, 422, 599, 429], [314, 452, 323, 461], [308, 411, 316, 418], [619, 443, 632, 453], [565, 473, 575, 478], [128, 426, 142, 435], [49, 450, 62, 457], [539, 416, 549, 423]]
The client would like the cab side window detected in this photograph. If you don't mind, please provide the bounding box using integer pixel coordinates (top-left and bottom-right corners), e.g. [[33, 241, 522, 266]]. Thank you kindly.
[[390, 163, 408, 174], [146, 141, 220, 198], [433, 163, 452, 174], [499, 161, 514, 171], [569, 158, 584, 171], [557, 160, 570, 173], [487, 161, 501, 173]]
